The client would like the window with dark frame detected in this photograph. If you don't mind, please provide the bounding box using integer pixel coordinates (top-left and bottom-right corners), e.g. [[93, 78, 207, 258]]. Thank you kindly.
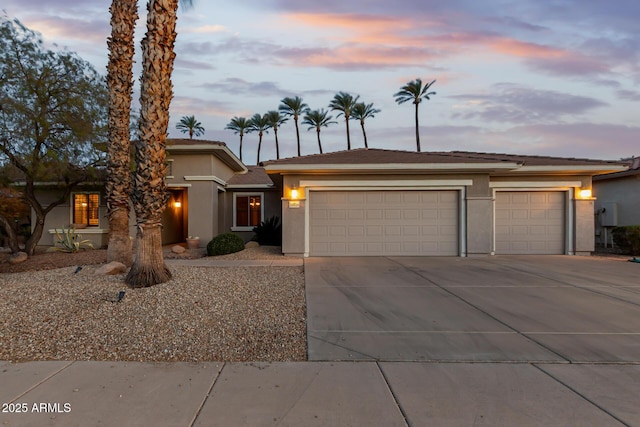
[[235, 195, 262, 227], [73, 193, 99, 227]]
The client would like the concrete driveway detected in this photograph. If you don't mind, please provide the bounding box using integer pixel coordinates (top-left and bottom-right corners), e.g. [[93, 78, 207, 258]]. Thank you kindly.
[[305, 255, 640, 362]]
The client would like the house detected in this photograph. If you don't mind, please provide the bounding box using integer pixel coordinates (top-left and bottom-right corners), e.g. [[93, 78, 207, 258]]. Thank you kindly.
[[262, 149, 626, 257], [592, 157, 640, 247], [37, 139, 278, 248], [33, 142, 627, 255]]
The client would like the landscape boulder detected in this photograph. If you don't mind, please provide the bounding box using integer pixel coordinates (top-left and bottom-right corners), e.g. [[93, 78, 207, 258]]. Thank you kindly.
[[95, 261, 128, 276], [245, 241, 260, 249], [172, 245, 186, 254], [8, 252, 28, 264]]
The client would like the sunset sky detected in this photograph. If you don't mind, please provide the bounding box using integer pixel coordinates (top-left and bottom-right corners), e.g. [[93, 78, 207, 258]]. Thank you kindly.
[[4, 0, 639, 164]]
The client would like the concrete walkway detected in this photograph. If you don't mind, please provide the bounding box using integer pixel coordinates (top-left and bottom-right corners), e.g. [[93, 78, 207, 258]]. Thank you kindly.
[[2, 255, 639, 426]]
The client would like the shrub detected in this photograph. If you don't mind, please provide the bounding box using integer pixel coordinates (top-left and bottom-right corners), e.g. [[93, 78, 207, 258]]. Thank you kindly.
[[612, 226, 640, 256], [252, 216, 282, 246], [54, 226, 94, 253], [207, 232, 245, 256]]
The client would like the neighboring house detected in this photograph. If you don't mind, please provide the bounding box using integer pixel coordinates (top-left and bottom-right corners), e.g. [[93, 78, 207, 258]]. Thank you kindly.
[[592, 157, 640, 247], [35, 139, 278, 248], [262, 149, 626, 257]]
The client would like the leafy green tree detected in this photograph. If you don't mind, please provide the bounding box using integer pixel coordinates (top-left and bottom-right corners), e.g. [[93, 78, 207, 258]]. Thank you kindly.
[[279, 96, 308, 156], [329, 92, 360, 150], [225, 116, 251, 162], [0, 16, 108, 256], [351, 102, 381, 149], [393, 78, 436, 152], [176, 115, 205, 139], [248, 113, 272, 164], [265, 110, 288, 159], [302, 109, 337, 154]]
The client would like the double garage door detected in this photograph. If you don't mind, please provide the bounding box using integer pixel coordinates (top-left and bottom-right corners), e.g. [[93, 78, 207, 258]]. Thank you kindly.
[[309, 190, 459, 256], [308, 190, 566, 256]]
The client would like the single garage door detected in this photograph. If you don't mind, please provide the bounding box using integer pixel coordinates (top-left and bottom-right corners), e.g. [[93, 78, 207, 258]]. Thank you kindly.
[[309, 190, 459, 256], [495, 191, 565, 254]]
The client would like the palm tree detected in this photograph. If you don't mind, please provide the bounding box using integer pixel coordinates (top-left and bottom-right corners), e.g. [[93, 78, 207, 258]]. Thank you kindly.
[[225, 116, 250, 162], [393, 78, 436, 152], [265, 110, 288, 160], [302, 109, 337, 154], [105, 0, 138, 267], [176, 115, 204, 139], [125, 0, 193, 288], [279, 96, 308, 157], [329, 91, 360, 150], [248, 113, 272, 164], [351, 102, 380, 149]]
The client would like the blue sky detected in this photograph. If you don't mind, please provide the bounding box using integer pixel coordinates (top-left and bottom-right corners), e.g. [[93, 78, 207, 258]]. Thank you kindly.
[[4, 0, 639, 164]]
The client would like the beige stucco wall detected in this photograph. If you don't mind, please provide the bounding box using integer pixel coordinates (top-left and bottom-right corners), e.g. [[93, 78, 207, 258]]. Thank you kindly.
[[593, 174, 640, 246]]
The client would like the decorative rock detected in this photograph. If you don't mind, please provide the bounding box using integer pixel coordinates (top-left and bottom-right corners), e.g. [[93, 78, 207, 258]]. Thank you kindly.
[[0, 247, 13, 254], [95, 261, 128, 276], [8, 252, 28, 264], [172, 245, 186, 254], [245, 241, 260, 249]]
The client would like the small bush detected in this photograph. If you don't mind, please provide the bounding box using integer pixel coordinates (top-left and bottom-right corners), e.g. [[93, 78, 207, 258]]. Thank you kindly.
[[252, 216, 282, 246], [207, 232, 245, 256], [54, 226, 94, 253], [612, 226, 640, 255]]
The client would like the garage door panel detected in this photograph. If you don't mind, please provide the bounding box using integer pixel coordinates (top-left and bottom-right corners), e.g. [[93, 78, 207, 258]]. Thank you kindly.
[[310, 190, 459, 256], [495, 191, 565, 255]]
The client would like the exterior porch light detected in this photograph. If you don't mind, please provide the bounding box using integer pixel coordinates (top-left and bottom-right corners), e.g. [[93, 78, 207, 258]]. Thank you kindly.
[[290, 186, 300, 200], [578, 188, 592, 199], [174, 200, 182, 208]]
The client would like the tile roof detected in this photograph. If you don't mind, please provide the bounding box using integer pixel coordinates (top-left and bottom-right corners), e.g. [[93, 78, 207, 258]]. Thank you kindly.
[[261, 148, 624, 167], [226, 166, 274, 187]]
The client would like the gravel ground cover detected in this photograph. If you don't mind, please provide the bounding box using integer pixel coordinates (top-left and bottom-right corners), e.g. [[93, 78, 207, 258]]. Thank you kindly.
[[0, 246, 307, 362]]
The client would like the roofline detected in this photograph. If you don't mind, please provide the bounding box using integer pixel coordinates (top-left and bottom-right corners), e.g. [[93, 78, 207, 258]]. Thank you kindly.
[[517, 165, 628, 173], [225, 184, 275, 189], [263, 162, 521, 173], [168, 144, 247, 173]]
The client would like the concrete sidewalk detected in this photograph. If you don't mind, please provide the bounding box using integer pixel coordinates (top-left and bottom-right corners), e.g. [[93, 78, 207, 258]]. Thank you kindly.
[[1, 360, 637, 426]]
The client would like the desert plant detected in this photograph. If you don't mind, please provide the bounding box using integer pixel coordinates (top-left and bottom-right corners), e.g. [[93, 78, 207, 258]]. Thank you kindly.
[[207, 232, 245, 256], [252, 216, 282, 246], [54, 227, 95, 253], [612, 225, 640, 255]]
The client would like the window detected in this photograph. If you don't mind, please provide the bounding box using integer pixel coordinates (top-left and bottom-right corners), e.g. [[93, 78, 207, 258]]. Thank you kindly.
[[234, 193, 263, 229], [72, 193, 100, 227]]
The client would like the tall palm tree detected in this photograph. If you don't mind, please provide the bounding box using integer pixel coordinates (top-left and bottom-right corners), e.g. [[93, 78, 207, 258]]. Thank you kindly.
[[351, 102, 381, 149], [279, 96, 308, 157], [125, 0, 193, 288], [393, 78, 436, 152], [176, 115, 204, 139], [105, 0, 138, 267], [302, 108, 337, 154], [265, 110, 288, 160], [248, 113, 272, 164], [329, 91, 359, 150], [225, 116, 250, 162]]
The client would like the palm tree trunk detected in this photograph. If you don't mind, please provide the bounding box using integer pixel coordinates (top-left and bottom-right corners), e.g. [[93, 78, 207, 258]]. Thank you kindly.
[[106, 0, 137, 267], [345, 117, 351, 150], [294, 115, 301, 156], [126, 0, 178, 287], [361, 121, 368, 149], [274, 128, 280, 159], [257, 132, 263, 164], [239, 133, 243, 162], [316, 129, 323, 154], [414, 102, 421, 152]]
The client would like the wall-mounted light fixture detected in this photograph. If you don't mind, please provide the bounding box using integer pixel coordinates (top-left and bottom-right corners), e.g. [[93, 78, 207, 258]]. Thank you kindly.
[[578, 188, 592, 199], [290, 186, 300, 200], [174, 201, 182, 208]]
